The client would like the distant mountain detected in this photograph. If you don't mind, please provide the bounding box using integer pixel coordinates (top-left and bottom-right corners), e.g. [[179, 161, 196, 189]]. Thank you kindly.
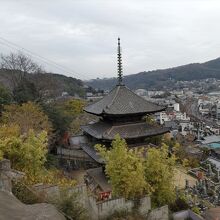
[[0, 69, 87, 98], [86, 57, 220, 90]]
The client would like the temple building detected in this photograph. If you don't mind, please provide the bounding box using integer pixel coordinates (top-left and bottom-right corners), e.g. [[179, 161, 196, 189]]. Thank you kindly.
[[57, 38, 169, 168]]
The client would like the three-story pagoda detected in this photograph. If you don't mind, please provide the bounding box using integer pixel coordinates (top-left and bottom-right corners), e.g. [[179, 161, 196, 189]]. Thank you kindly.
[[80, 38, 169, 164]]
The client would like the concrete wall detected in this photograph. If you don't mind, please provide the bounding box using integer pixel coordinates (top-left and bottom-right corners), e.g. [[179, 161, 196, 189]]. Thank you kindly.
[[0, 172, 12, 192], [147, 205, 169, 220], [31, 183, 168, 220], [0, 160, 12, 192], [0, 160, 168, 220], [0, 159, 10, 170], [30, 182, 167, 220], [88, 196, 99, 220], [57, 146, 92, 160], [0, 159, 24, 192], [173, 210, 204, 220], [32, 183, 88, 207], [87, 195, 152, 220], [138, 197, 151, 215], [32, 184, 60, 198], [68, 184, 88, 207], [96, 197, 133, 219]]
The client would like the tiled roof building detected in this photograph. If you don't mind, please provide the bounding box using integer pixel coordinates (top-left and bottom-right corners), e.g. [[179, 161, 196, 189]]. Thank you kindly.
[[57, 38, 169, 169], [80, 38, 169, 163], [84, 84, 165, 116]]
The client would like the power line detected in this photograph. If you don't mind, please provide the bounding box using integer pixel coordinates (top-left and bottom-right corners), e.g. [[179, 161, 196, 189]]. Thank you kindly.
[[0, 36, 86, 79], [0, 40, 74, 77], [0, 36, 82, 77], [0, 37, 83, 78], [0, 38, 74, 76]]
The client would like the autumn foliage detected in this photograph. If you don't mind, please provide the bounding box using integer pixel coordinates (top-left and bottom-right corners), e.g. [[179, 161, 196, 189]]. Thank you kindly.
[[0, 101, 76, 187], [2, 102, 52, 135]]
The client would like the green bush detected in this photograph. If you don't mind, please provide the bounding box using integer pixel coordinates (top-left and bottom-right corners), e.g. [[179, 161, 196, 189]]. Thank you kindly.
[[191, 206, 200, 215], [169, 196, 189, 212]]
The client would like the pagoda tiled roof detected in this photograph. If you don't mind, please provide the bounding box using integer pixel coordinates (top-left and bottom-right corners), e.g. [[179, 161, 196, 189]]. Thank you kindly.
[[84, 85, 165, 116], [81, 121, 169, 140], [80, 144, 104, 164]]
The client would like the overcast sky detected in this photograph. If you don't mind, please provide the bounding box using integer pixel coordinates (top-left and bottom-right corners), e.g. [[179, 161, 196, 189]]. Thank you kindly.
[[0, 0, 220, 80]]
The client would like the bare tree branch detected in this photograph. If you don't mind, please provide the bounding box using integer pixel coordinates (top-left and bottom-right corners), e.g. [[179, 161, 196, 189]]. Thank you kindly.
[[0, 52, 44, 88]]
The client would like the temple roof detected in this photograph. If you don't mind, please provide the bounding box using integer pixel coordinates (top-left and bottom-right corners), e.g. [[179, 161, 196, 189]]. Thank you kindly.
[[82, 121, 169, 140], [84, 85, 166, 116], [81, 144, 104, 164], [86, 167, 111, 192]]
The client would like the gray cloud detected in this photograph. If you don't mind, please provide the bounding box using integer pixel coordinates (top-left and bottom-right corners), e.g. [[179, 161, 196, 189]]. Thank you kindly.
[[0, 0, 220, 79]]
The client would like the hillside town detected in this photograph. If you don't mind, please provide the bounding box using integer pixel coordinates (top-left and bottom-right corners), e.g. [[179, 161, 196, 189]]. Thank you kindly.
[[2, 43, 220, 220], [81, 77, 220, 219], [44, 44, 220, 219], [76, 53, 220, 219], [2, 1, 220, 220]]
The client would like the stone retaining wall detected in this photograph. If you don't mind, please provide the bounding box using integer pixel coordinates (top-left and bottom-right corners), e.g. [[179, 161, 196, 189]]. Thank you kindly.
[[88, 195, 151, 219]]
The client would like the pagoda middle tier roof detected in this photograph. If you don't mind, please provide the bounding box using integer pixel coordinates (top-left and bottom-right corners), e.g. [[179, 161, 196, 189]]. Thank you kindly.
[[84, 85, 165, 116], [81, 121, 169, 140]]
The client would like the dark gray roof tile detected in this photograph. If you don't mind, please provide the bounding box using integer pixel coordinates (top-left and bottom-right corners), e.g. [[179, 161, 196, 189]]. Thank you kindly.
[[81, 144, 104, 164], [82, 121, 169, 140], [84, 85, 165, 116], [86, 167, 111, 192]]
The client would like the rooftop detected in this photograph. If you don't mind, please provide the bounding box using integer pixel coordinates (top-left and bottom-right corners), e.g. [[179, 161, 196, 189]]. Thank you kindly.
[[82, 121, 169, 140], [80, 144, 104, 164], [84, 85, 165, 116], [207, 157, 220, 169], [201, 135, 220, 145], [86, 167, 111, 192]]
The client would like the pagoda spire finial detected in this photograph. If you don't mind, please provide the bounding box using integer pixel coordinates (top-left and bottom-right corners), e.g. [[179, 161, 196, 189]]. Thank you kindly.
[[117, 37, 123, 85]]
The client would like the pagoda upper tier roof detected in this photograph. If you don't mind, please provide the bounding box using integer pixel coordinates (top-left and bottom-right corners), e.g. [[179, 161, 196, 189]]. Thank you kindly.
[[81, 121, 169, 140], [84, 85, 165, 116]]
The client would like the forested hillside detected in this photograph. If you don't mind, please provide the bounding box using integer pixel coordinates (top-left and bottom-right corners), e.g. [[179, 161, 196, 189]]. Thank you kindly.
[[0, 69, 86, 98], [87, 57, 220, 90]]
